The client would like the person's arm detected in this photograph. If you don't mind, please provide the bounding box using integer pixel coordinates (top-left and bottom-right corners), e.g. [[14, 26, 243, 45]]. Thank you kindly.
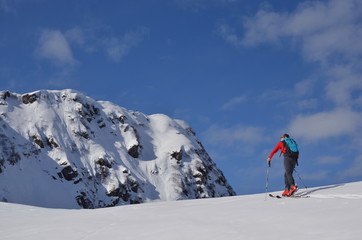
[[268, 142, 283, 160]]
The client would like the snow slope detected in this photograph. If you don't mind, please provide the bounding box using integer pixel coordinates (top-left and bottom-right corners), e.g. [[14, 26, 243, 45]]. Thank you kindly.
[[0, 90, 234, 208], [1, 181, 361, 240]]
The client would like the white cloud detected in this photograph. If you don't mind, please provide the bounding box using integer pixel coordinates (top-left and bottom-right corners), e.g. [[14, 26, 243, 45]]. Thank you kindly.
[[356, 96, 362, 107], [201, 124, 271, 158], [202, 124, 265, 147], [297, 98, 318, 110], [240, 0, 362, 63], [241, 9, 288, 47], [216, 23, 243, 47], [339, 155, 362, 178], [35, 26, 150, 66], [65, 28, 86, 46], [221, 95, 247, 110], [174, 0, 239, 12], [103, 27, 149, 62], [258, 89, 289, 101], [289, 108, 362, 141], [294, 77, 317, 97], [36, 29, 77, 66], [0, 0, 17, 13], [324, 66, 362, 107], [317, 156, 343, 165], [303, 170, 330, 181]]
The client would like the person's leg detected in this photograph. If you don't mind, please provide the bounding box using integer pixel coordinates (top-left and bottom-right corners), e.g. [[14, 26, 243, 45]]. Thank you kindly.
[[284, 156, 296, 190]]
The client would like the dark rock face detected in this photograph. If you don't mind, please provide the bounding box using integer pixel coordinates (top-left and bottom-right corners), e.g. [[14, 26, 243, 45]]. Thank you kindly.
[[60, 166, 79, 181], [171, 150, 182, 162], [95, 158, 112, 168], [47, 137, 59, 148], [1, 91, 11, 100], [76, 192, 94, 209], [32, 135, 45, 148], [128, 145, 140, 158], [22, 94, 38, 104], [0, 130, 22, 173]]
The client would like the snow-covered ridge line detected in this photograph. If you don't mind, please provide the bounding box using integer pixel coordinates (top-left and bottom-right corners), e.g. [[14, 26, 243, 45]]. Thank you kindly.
[[0, 89, 235, 209]]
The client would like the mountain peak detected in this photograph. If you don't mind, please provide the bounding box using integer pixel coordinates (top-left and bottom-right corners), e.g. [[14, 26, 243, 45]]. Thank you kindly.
[[0, 89, 235, 208]]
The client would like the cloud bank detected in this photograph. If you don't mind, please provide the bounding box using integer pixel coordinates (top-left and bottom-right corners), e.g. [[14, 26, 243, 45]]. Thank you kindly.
[[218, 0, 362, 141], [289, 108, 362, 140]]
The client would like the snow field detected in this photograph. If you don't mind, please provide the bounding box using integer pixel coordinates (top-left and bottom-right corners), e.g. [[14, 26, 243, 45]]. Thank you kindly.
[[1, 181, 361, 240]]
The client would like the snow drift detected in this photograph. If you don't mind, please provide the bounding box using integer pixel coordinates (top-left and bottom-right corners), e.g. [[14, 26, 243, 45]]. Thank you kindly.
[[0, 89, 235, 209]]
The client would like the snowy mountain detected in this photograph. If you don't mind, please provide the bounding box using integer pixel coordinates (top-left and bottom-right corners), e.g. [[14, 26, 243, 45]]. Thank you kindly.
[[0, 89, 235, 209], [1, 181, 361, 240]]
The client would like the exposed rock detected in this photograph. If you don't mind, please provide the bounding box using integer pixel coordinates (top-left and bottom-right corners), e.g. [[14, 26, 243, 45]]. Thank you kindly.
[[75, 131, 89, 139], [128, 145, 140, 158], [7, 152, 21, 165], [119, 115, 127, 124], [32, 135, 44, 148], [76, 192, 94, 209], [171, 150, 182, 162], [106, 184, 131, 202], [0, 91, 11, 100], [95, 158, 112, 168], [59, 166, 78, 181], [186, 127, 196, 136], [22, 93, 38, 104], [46, 137, 59, 148], [0, 160, 4, 174]]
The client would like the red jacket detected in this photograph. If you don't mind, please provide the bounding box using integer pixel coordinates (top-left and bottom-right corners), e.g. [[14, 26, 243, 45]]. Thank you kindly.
[[268, 141, 286, 159]]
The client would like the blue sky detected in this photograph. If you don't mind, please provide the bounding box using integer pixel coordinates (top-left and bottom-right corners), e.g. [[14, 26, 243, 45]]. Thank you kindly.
[[1, 0, 362, 195]]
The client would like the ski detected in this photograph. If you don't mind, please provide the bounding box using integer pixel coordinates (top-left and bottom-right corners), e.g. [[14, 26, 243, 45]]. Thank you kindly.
[[269, 194, 282, 198], [269, 193, 309, 199]]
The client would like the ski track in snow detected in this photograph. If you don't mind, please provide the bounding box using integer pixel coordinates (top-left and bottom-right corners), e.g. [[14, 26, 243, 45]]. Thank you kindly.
[[1, 181, 362, 240], [310, 194, 362, 199]]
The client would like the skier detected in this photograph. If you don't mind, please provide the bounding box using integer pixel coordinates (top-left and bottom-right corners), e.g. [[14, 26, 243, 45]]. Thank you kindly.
[[267, 134, 299, 197]]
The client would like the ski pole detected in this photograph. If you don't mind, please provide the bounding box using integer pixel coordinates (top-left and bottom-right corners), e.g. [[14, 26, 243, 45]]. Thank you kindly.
[[294, 168, 307, 189], [264, 162, 270, 201]]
